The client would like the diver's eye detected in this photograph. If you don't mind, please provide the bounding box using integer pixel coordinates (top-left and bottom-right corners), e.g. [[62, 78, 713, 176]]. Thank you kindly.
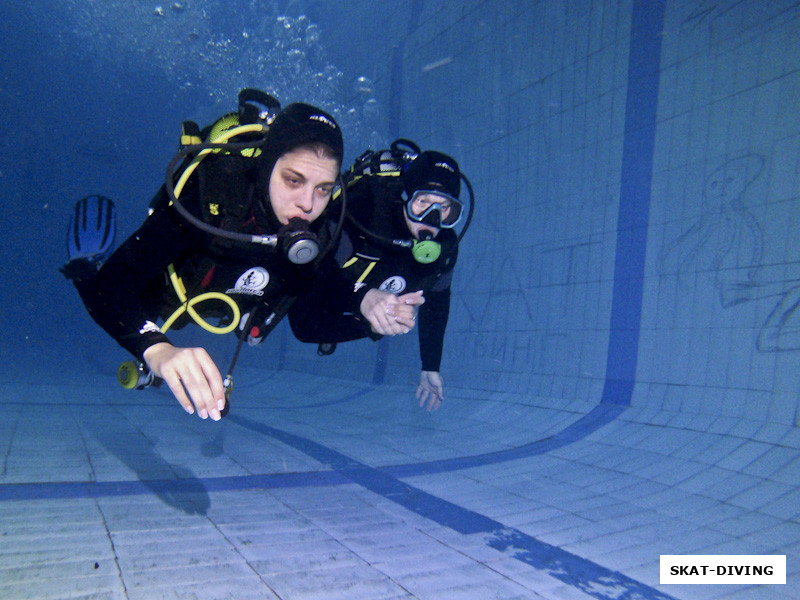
[[412, 197, 431, 212]]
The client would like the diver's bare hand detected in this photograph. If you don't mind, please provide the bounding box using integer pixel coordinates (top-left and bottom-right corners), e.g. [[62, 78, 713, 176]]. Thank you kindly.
[[361, 289, 424, 335], [143, 342, 226, 420], [417, 370, 443, 411]]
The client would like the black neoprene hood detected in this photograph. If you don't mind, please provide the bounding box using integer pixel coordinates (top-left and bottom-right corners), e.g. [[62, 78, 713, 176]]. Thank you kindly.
[[261, 102, 344, 175], [402, 150, 461, 198]]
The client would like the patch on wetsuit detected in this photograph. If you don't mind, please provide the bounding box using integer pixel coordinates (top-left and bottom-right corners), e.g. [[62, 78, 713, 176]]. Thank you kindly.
[[227, 267, 270, 296], [379, 276, 406, 294]]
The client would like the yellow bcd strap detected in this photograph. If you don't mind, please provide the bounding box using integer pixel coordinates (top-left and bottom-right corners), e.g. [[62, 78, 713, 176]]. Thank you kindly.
[[342, 256, 378, 284]]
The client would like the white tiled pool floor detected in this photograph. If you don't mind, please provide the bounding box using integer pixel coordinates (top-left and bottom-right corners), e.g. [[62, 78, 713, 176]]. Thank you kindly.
[[1, 368, 797, 599]]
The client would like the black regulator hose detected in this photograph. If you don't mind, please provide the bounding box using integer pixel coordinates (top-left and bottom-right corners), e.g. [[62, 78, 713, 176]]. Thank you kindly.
[[163, 124, 346, 265]]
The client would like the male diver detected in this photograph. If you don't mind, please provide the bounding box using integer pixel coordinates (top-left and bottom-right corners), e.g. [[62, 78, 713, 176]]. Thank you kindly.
[[62, 92, 422, 421], [288, 142, 472, 411]]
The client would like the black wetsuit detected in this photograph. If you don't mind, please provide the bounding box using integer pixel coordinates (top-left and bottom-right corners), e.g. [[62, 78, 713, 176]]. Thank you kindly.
[[289, 174, 458, 372], [72, 175, 338, 362]]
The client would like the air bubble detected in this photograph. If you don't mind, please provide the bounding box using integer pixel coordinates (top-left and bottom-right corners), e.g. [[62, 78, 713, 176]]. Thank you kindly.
[[50, 5, 386, 154], [306, 23, 320, 44], [354, 76, 374, 94]]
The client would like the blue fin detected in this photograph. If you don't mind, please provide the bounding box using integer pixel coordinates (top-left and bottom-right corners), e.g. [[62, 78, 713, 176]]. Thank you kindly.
[[67, 195, 116, 261]]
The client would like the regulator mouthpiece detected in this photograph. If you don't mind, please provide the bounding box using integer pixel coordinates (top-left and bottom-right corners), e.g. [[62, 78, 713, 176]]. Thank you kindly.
[[279, 218, 320, 264], [411, 230, 441, 264]]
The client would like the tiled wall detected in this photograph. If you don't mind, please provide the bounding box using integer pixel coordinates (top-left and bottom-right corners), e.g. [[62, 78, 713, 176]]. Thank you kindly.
[[639, 1, 800, 425], [282, 0, 800, 427]]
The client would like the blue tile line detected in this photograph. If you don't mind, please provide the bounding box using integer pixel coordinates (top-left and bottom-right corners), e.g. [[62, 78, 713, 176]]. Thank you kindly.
[[0, 404, 621, 502], [0, 471, 350, 501], [601, 0, 665, 406], [226, 415, 678, 600], [0, 406, 673, 600], [384, 403, 625, 477]]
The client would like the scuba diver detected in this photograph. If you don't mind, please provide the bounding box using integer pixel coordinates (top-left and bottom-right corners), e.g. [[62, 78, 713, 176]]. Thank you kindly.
[[61, 90, 422, 421], [288, 140, 473, 412]]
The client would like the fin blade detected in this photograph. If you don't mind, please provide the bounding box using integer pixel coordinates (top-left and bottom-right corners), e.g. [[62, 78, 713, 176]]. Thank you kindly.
[[66, 195, 117, 261]]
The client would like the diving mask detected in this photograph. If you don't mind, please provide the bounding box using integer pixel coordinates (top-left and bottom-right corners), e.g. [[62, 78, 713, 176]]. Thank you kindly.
[[405, 190, 463, 229]]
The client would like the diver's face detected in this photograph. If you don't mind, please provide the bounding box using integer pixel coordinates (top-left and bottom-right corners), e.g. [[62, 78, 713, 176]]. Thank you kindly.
[[269, 147, 339, 225], [404, 192, 454, 239]]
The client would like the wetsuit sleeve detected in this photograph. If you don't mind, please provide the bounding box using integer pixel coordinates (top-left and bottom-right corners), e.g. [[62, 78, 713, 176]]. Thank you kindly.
[[73, 196, 200, 361], [418, 244, 458, 371], [418, 287, 450, 372], [287, 239, 376, 343], [288, 292, 374, 343]]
